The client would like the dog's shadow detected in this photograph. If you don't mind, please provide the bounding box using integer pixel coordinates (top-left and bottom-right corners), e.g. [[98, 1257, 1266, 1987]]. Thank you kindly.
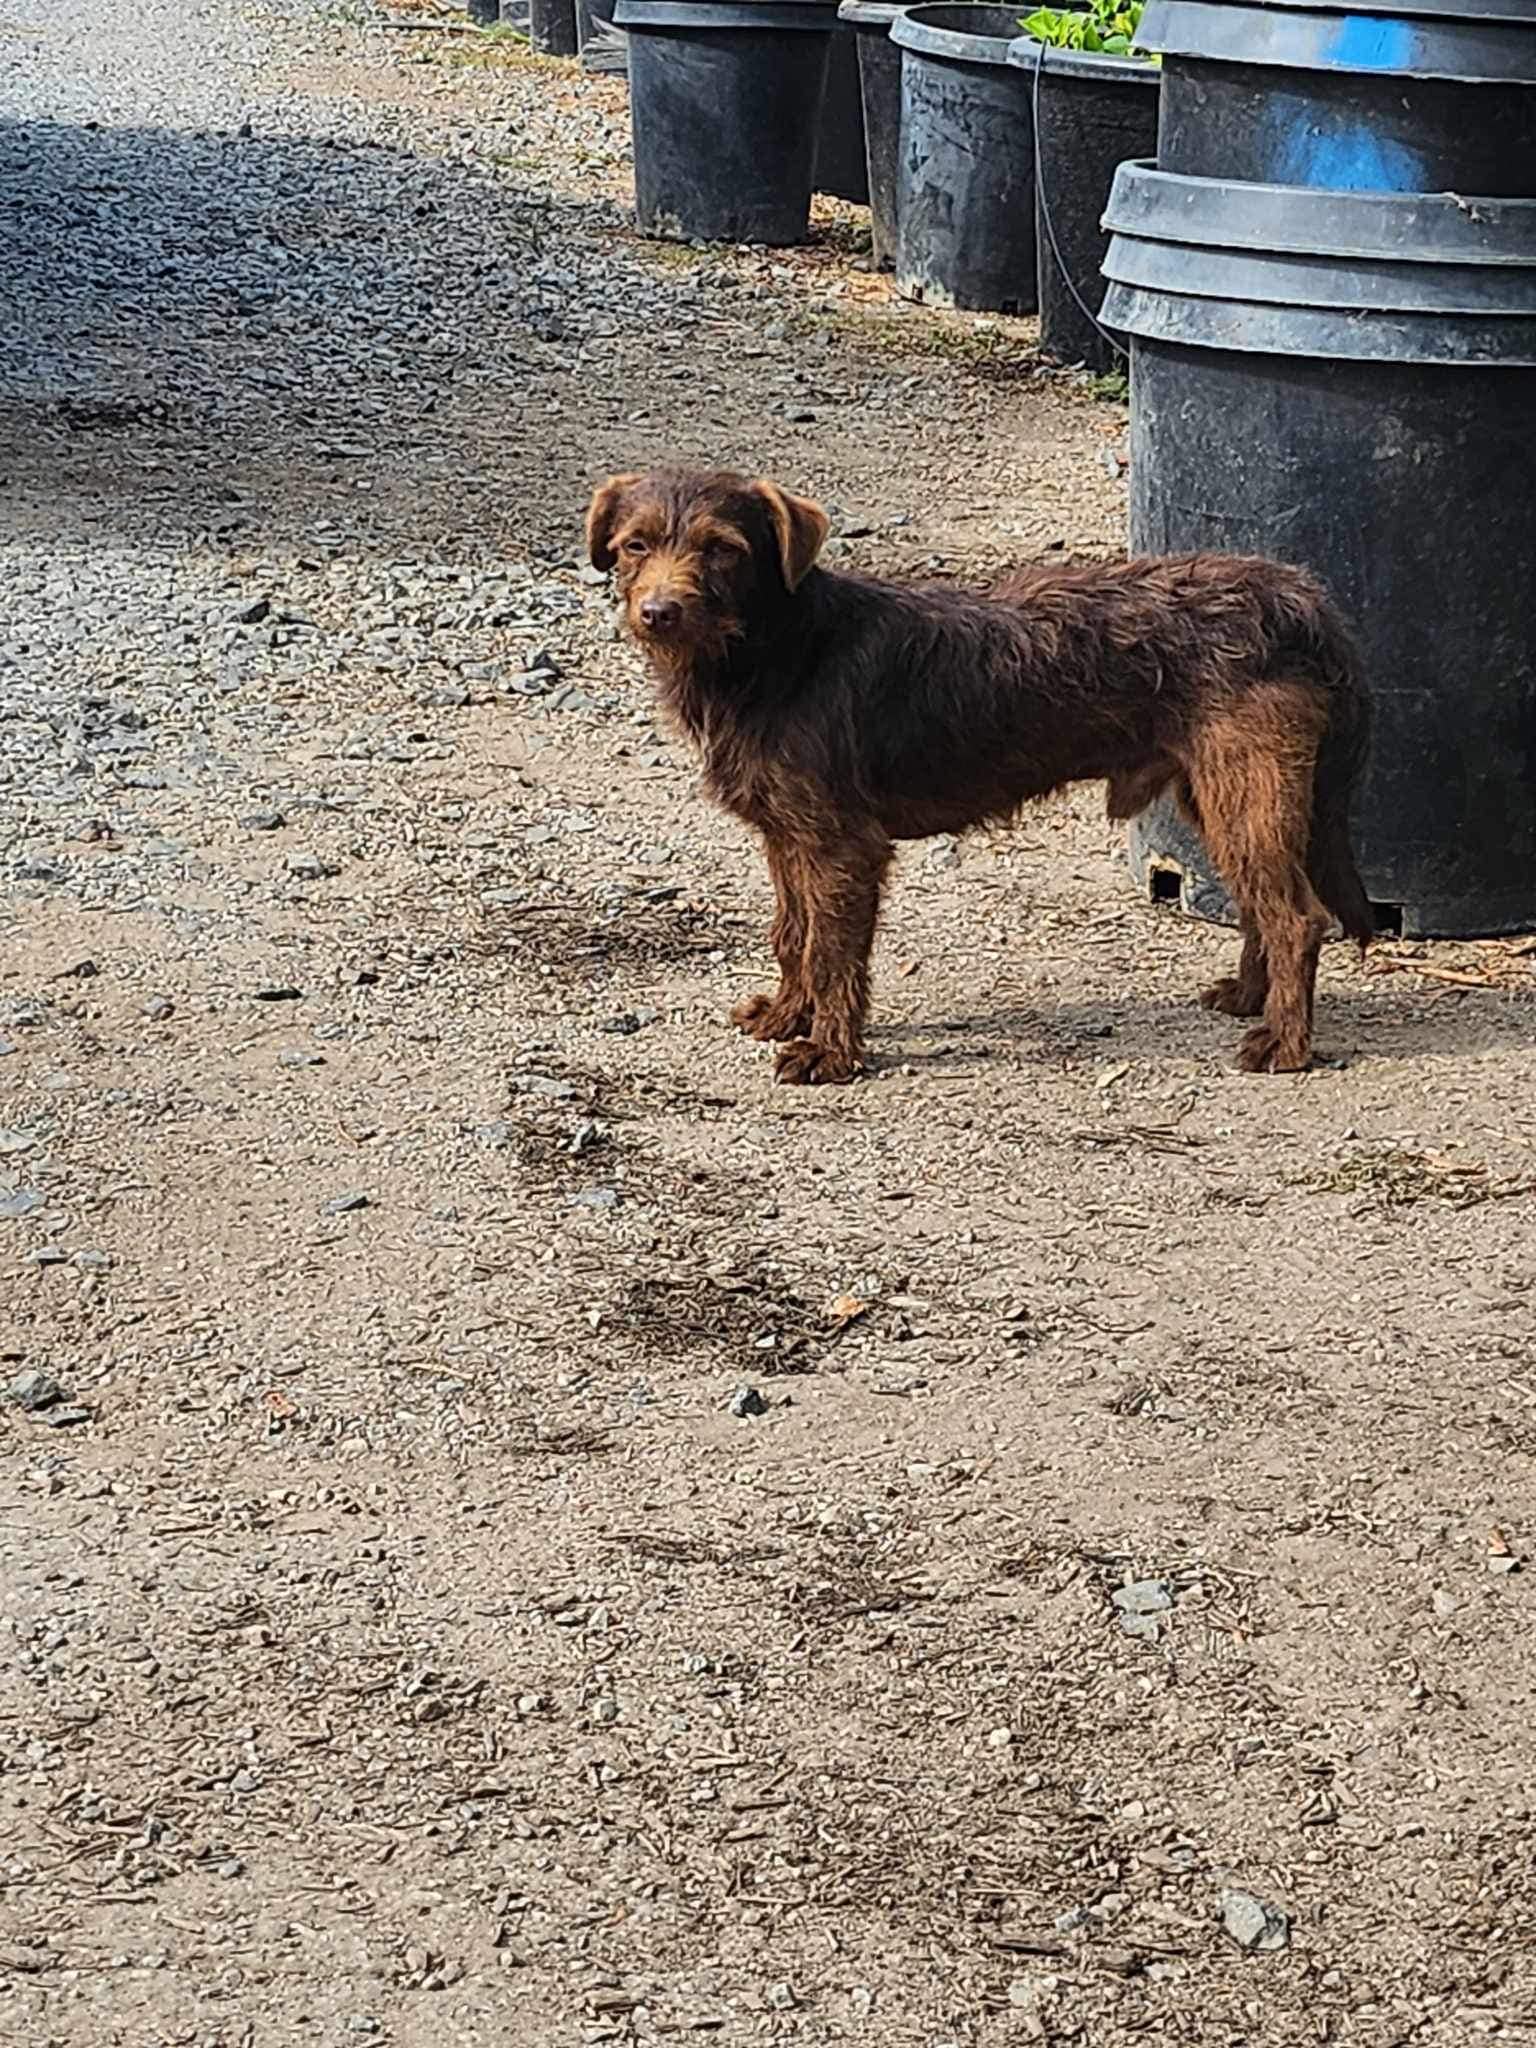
[[875, 986, 1535, 1069]]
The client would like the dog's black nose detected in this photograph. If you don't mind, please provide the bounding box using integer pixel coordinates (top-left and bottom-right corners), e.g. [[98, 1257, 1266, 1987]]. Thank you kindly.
[[639, 596, 682, 633]]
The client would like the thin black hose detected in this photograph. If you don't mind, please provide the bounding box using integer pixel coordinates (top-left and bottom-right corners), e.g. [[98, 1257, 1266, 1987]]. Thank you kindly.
[[1030, 37, 1130, 365]]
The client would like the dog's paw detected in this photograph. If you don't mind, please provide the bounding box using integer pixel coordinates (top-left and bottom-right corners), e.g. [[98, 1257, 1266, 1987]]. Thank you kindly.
[[1201, 976, 1266, 1019], [731, 991, 812, 1042], [1237, 1024, 1311, 1074], [773, 1038, 862, 1086]]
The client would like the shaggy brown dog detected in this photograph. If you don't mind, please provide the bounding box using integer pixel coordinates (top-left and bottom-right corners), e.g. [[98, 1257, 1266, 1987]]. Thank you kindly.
[[586, 466, 1372, 1084]]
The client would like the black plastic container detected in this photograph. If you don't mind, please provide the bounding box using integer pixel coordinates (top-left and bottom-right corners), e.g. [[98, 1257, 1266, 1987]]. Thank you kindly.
[[616, 0, 836, 245], [839, 0, 905, 266], [891, 4, 1038, 312], [531, 0, 580, 53], [1140, 0, 1536, 192], [1007, 36, 1158, 369], [1102, 162, 1536, 938], [816, 17, 872, 203], [577, 0, 629, 70]]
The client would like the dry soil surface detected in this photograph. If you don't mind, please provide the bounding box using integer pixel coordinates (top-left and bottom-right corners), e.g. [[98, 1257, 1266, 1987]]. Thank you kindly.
[[4, 6, 1536, 2048]]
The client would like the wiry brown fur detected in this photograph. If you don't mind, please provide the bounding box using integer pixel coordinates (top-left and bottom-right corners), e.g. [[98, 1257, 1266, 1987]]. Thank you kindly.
[[587, 465, 1373, 1085]]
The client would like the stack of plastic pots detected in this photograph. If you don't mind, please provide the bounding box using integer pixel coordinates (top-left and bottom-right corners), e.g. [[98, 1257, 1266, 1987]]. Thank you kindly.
[[617, 0, 840, 243], [1102, 0, 1536, 939]]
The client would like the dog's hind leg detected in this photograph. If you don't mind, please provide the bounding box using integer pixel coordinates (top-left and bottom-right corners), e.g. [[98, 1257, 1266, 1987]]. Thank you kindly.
[[732, 836, 814, 1042], [774, 831, 893, 1085], [1185, 685, 1331, 1073]]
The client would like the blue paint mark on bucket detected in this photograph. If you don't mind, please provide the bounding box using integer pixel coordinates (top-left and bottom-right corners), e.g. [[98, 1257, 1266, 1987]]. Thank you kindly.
[[1324, 12, 1417, 74], [1263, 60, 1427, 194], [1280, 124, 1424, 191]]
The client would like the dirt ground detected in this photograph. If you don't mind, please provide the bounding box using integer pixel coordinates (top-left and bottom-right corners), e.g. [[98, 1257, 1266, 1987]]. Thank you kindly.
[[5, 6, 1536, 2047]]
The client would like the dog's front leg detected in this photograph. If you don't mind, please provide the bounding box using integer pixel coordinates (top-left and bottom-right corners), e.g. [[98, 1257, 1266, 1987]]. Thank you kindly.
[[731, 836, 813, 1043], [774, 832, 892, 1085]]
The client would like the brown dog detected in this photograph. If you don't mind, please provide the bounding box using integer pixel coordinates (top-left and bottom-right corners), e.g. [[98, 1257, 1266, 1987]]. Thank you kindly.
[[586, 465, 1372, 1084]]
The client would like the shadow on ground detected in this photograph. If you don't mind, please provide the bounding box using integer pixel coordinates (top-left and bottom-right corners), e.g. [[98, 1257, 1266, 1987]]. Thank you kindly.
[[0, 111, 686, 554]]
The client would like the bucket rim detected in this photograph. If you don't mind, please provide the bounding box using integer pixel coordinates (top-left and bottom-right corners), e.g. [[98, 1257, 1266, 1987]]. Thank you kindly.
[[1138, 0, 1536, 82], [1103, 160, 1536, 268], [891, 3, 1033, 64], [1005, 32, 1158, 82]]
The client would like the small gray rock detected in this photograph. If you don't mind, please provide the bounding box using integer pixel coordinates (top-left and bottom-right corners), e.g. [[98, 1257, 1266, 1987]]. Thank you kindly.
[[25, 1246, 70, 1268], [285, 852, 337, 881], [570, 1186, 620, 1210], [242, 810, 286, 832], [142, 996, 175, 1022], [728, 1385, 769, 1419], [73, 1250, 114, 1272], [0, 1189, 44, 1220], [1112, 1579, 1174, 1640], [600, 1010, 657, 1036], [1219, 1888, 1290, 1953], [1112, 1580, 1173, 1617], [8, 1368, 63, 1411], [323, 1191, 371, 1216], [508, 1074, 577, 1101], [233, 597, 271, 625]]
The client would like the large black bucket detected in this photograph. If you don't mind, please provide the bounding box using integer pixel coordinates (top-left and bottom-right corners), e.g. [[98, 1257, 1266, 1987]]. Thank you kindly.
[[530, 0, 580, 53], [816, 17, 872, 203], [1007, 36, 1158, 371], [616, 0, 836, 245], [840, 0, 906, 266], [577, 0, 629, 70], [1140, 0, 1536, 192], [1103, 162, 1536, 938], [891, 4, 1039, 313]]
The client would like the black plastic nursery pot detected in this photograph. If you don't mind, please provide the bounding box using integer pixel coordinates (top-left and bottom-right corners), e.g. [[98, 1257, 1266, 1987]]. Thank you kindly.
[[891, 4, 1039, 313], [578, 0, 629, 71], [816, 17, 872, 203], [1102, 162, 1536, 939], [531, 0, 581, 54], [839, 1, 906, 265], [1007, 37, 1158, 370], [1139, 0, 1536, 192], [615, 0, 837, 244]]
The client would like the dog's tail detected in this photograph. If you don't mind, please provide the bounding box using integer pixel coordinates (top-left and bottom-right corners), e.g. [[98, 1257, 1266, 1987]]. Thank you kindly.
[[1299, 596, 1375, 955]]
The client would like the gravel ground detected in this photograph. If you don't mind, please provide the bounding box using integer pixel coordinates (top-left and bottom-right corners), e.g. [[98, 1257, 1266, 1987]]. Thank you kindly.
[[5, 7, 1536, 2047]]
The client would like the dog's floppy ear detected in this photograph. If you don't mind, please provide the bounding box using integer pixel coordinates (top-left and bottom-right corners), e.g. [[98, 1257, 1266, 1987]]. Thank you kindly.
[[585, 472, 642, 572], [752, 480, 829, 590]]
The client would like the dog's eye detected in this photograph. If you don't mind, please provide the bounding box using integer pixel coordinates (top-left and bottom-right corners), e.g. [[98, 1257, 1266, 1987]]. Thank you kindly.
[[620, 537, 650, 558]]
